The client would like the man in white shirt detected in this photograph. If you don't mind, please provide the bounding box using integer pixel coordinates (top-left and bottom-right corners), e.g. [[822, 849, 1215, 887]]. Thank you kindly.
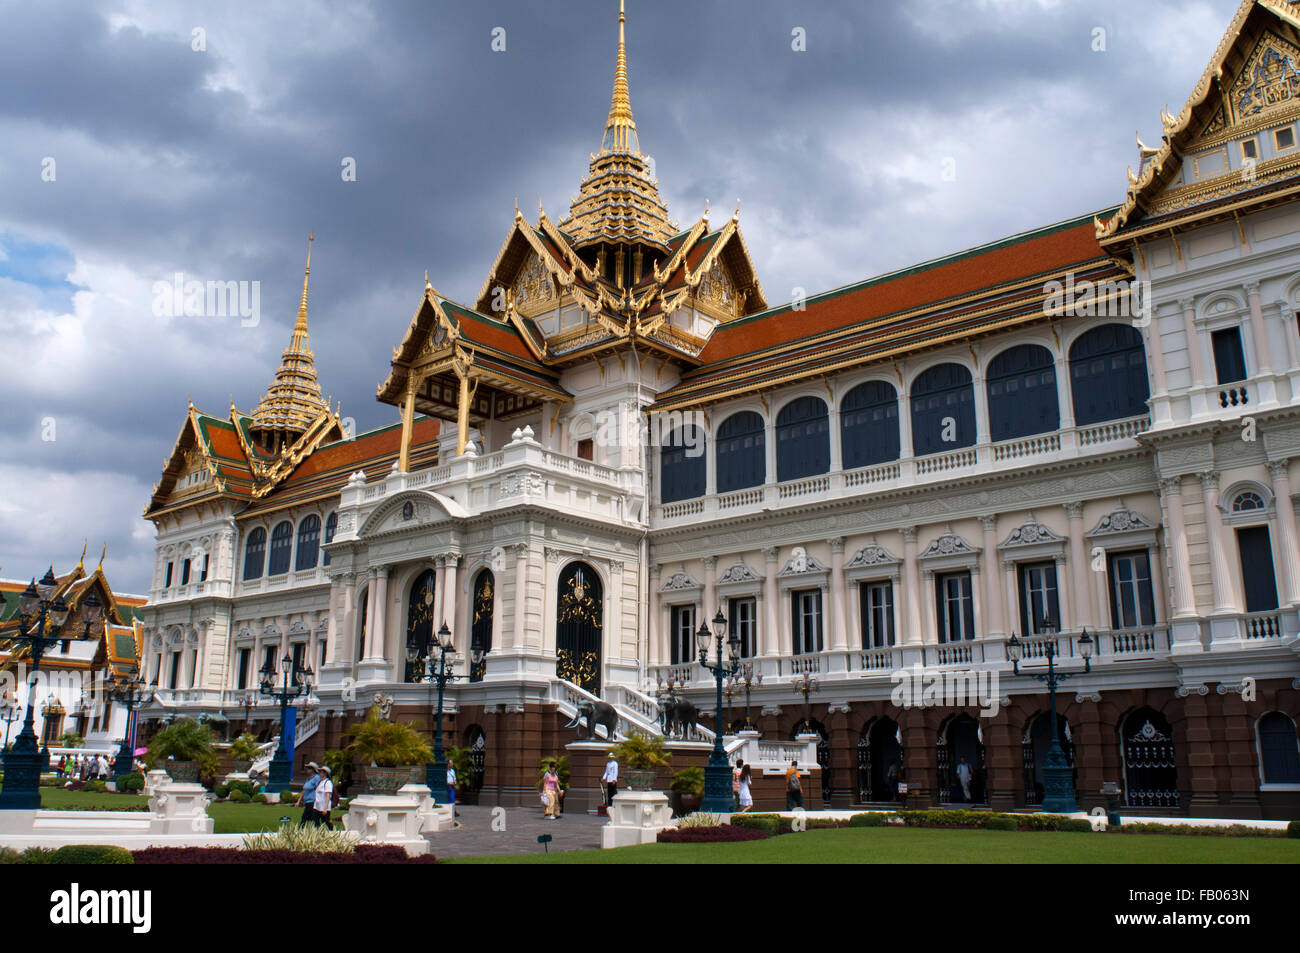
[[956, 757, 973, 801], [313, 765, 334, 829], [601, 754, 619, 812]]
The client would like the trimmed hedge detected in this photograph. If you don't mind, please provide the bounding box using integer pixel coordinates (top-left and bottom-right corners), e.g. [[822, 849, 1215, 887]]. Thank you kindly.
[[658, 824, 769, 843], [119, 772, 145, 793], [49, 845, 134, 865], [983, 816, 1018, 831], [132, 845, 438, 864], [730, 814, 784, 836], [1109, 822, 1282, 838], [228, 788, 250, 803], [848, 813, 888, 827]]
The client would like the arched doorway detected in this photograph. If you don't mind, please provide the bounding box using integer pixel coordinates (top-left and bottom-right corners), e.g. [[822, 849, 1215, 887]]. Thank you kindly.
[[470, 569, 494, 682], [404, 569, 436, 682], [556, 562, 603, 694], [803, 719, 832, 804], [1121, 708, 1178, 809], [1022, 712, 1074, 806], [857, 717, 903, 803], [937, 715, 986, 805], [466, 725, 487, 799]]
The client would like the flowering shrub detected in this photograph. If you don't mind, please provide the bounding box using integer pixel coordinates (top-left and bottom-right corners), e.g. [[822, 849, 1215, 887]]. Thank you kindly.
[[242, 825, 357, 854], [657, 824, 769, 843]]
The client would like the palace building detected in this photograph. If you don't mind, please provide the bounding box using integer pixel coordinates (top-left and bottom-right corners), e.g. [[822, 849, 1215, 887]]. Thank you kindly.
[[138, 0, 1300, 817]]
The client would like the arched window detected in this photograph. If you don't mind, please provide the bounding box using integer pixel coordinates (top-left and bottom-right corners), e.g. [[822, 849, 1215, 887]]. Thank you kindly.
[[1069, 324, 1149, 425], [1258, 712, 1300, 783], [716, 412, 766, 493], [987, 345, 1059, 442], [841, 381, 900, 470], [1233, 491, 1266, 513], [242, 528, 266, 581], [776, 397, 829, 482], [660, 426, 706, 503], [295, 515, 321, 571], [405, 570, 436, 682], [322, 512, 337, 566], [911, 363, 975, 456], [470, 569, 494, 682], [267, 521, 293, 576]]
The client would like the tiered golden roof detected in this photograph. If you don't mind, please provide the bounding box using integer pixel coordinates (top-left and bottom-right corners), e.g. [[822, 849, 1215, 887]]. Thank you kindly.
[[560, 0, 677, 251], [250, 233, 332, 439]]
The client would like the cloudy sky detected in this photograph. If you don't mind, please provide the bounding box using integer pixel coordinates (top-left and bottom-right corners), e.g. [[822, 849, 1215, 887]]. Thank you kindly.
[[0, 0, 1245, 593]]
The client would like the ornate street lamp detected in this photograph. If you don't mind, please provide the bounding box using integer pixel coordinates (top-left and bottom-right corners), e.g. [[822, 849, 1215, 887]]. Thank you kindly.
[[0, 571, 101, 809], [697, 609, 741, 813], [109, 675, 155, 781], [1007, 618, 1093, 814], [736, 664, 762, 732], [413, 622, 482, 798], [794, 672, 820, 735], [721, 676, 740, 734], [258, 652, 314, 794]]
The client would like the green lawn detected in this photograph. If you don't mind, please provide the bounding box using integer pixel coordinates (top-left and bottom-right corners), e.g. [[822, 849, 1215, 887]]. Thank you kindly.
[[38, 788, 344, 833], [447, 826, 1300, 864]]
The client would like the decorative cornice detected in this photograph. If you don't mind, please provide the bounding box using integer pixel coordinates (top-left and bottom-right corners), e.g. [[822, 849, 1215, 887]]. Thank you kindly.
[[1087, 506, 1157, 538], [918, 533, 979, 560], [659, 570, 701, 593], [998, 520, 1065, 550], [716, 562, 761, 585], [845, 544, 900, 569], [778, 547, 828, 577]]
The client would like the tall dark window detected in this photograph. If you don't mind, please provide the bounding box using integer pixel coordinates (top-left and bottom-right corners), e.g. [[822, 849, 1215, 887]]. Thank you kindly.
[[262, 645, 277, 674], [356, 591, 368, 661], [670, 605, 696, 665], [728, 597, 757, 658], [236, 648, 250, 689], [1107, 551, 1155, 628], [470, 569, 494, 681], [322, 512, 337, 566], [935, 571, 975, 642], [1211, 327, 1248, 384], [859, 580, 895, 648], [180, 559, 191, 586], [1259, 712, 1300, 783], [1017, 561, 1060, 634], [200, 554, 209, 582], [987, 345, 1059, 442], [1069, 324, 1149, 425], [776, 397, 830, 482], [660, 426, 706, 503], [791, 589, 824, 654], [169, 652, 182, 690], [164, 562, 173, 587], [242, 529, 266, 581], [911, 364, 976, 456], [295, 515, 321, 571], [841, 381, 900, 470], [716, 412, 766, 493], [267, 521, 293, 576], [1236, 525, 1279, 612]]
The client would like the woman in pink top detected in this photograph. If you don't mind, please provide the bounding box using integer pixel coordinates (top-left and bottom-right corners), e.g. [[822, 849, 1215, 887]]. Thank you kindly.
[[542, 762, 561, 819]]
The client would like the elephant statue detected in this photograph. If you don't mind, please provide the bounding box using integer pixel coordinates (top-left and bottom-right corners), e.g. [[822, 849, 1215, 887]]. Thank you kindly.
[[565, 699, 619, 741], [661, 698, 700, 739]]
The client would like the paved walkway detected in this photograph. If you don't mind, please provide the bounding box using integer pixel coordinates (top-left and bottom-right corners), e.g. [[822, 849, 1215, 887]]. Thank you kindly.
[[425, 805, 607, 859]]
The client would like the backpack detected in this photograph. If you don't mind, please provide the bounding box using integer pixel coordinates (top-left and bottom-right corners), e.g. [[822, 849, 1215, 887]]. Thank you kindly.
[[789, 772, 801, 792]]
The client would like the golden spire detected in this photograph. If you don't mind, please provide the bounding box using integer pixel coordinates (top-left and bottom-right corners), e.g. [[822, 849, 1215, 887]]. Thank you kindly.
[[249, 233, 330, 445], [602, 0, 637, 154]]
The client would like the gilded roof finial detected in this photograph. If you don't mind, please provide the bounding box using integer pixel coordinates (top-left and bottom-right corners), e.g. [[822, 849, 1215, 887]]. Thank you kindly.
[[733, 198, 741, 222], [602, 0, 637, 153], [515, 197, 521, 220], [295, 232, 314, 334]]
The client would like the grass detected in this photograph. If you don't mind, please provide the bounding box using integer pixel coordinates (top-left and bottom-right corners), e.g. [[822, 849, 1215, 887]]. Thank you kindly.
[[37, 788, 344, 833], [445, 826, 1300, 865]]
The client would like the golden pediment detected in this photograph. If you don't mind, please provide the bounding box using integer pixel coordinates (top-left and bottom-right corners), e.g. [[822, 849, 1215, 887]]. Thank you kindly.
[[1231, 32, 1300, 124], [513, 252, 554, 312]]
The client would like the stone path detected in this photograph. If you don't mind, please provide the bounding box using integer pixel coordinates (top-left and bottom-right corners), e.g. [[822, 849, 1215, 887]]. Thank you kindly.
[[424, 804, 607, 859]]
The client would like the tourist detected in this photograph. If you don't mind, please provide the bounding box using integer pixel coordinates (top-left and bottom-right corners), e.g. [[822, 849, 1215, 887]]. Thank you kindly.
[[312, 765, 334, 829], [785, 759, 803, 811], [956, 756, 973, 802], [297, 762, 321, 828], [601, 752, 619, 811], [885, 761, 900, 801], [732, 758, 743, 810], [57, 755, 66, 778], [446, 761, 457, 817], [737, 764, 753, 813], [542, 761, 561, 819]]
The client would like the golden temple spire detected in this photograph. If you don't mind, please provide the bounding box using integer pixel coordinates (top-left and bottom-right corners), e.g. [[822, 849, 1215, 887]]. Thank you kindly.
[[602, 0, 638, 154], [294, 231, 313, 336]]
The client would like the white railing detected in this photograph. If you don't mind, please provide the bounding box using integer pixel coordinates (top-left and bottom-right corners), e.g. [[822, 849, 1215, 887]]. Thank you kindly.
[[858, 647, 898, 671], [1242, 610, 1284, 639], [993, 432, 1060, 462], [844, 461, 901, 488], [606, 683, 661, 726], [718, 487, 763, 510], [926, 641, 981, 666], [661, 498, 705, 519], [540, 450, 623, 486], [1076, 415, 1149, 447], [778, 474, 831, 499], [915, 447, 977, 475], [789, 654, 822, 675], [548, 679, 661, 740], [1107, 626, 1165, 658]]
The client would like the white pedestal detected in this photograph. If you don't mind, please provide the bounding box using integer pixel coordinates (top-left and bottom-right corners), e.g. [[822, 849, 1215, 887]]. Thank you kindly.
[[398, 783, 455, 834], [600, 790, 673, 849], [148, 780, 214, 835], [142, 769, 170, 798], [343, 793, 430, 856]]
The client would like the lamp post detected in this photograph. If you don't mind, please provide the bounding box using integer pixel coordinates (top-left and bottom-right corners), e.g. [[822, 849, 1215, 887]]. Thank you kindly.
[[697, 609, 741, 813], [736, 664, 762, 731], [1, 696, 21, 751], [794, 672, 820, 734], [258, 652, 313, 794], [1007, 619, 1093, 814], [0, 570, 101, 809], [721, 677, 741, 734], [414, 622, 481, 799], [109, 675, 155, 781]]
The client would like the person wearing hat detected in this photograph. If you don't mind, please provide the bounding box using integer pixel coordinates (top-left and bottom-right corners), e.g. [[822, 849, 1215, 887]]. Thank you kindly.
[[312, 765, 334, 829], [297, 762, 321, 828]]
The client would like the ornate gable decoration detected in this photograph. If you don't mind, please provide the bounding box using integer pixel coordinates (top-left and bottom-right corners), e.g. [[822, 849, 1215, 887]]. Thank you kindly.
[[998, 520, 1065, 550], [918, 534, 979, 561], [778, 547, 827, 577], [696, 260, 738, 317], [716, 562, 761, 585], [512, 251, 555, 312], [1230, 31, 1300, 124], [658, 570, 700, 593], [845, 544, 900, 569], [1087, 507, 1156, 538]]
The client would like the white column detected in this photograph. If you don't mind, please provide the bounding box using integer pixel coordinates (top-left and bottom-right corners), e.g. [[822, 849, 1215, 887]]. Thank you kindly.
[[828, 401, 843, 473], [1064, 502, 1094, 630], [1053, 554, 1071, 632], [1054, 354, 1074, 430], [1245, 282, 1273, 375], [648, 563, 662, 665], [703, 556, 718, 617], [1200, 471, 1237, 613], [829, 538, 848, 650], [1268, 460, 1300, 605], [363, 568, 378, 657], [1160, 477, 1198, 618], [512, 544, 529, 651], [443, 554, 461, 646], [763, 547, 779, 655], [1180, 297, 1205, 388], [763, 419, 777, 486], [979, 516, 1005, 637], [898, 385, 914, 459], [432, 556, 445, 636], [1004, 560, 1020, 635], [1279, 303, 1300, 373], [901, 528, 921, 645], [1144, 317, 1168, 395], [370, 567, 390, 658], [1147, 545, 1166, 625]]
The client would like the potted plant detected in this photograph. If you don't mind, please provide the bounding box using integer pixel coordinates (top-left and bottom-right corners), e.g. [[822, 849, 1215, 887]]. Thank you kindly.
[[447, 745, 479, 805], [610, 731, 671, 791], [537, 755, 571, 813], [144, 718, 220, 782], [227, 732, 260, 772], [343, 705, 434, 794], [670, 765, 706, 816]]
